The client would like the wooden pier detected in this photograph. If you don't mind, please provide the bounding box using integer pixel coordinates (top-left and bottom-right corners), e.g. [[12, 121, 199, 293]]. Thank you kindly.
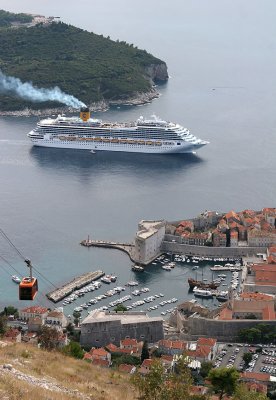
[[46, 270, 104, 303]]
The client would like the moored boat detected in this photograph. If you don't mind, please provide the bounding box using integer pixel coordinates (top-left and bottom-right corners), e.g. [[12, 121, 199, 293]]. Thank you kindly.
[[132, 265, 144, 272], [193, 287, 213, 298], [12, 275, 21, 284], [188, 278, 219, 290]]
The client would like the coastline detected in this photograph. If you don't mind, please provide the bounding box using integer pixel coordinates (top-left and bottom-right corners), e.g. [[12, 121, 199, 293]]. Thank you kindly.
[[0, 88, 160, 117]]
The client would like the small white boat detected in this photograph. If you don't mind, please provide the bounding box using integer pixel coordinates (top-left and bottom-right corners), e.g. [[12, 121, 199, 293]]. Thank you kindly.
[[12, 275, 21, 284]]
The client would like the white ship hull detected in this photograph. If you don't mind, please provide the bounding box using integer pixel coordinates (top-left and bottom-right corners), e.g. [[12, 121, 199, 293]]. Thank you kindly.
[[27, 112, 209, 154], [28, 134, 206, 154]]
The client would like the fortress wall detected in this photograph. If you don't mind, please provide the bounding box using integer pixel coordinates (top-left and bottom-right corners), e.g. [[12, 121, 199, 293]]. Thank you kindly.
[[179, 316, 276, 341], [162, 238, 266, 257]]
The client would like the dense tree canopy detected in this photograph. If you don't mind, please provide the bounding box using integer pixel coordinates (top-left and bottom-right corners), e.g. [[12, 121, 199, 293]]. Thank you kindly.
[[0, 19, 167, 111], [208, 367, 240, 400], [0, 10, 32, 27]]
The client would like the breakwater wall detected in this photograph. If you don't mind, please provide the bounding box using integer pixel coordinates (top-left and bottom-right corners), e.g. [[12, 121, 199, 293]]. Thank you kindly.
[[46, 270, 104, 303], [80, 239, 136, 260]]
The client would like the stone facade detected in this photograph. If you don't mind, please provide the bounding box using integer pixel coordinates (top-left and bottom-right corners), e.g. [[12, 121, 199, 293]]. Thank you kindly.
[[80, 310, 164, 348], [135, 220, 166, 264], [162, 236, 266, 257]]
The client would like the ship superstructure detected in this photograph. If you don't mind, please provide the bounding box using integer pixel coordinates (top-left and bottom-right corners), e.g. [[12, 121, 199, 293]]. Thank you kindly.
[[27, 107, 209, 154]]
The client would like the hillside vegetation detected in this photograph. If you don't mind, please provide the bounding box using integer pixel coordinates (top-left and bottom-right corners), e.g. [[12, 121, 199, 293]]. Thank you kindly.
[[0, 12, 168, 111], [0, 9, 32, 27], [0, 343, 135, 400]]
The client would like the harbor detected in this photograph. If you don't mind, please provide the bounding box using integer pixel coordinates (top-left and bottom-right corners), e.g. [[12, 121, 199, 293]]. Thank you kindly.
[[46, 270, 104, 303], [52, 253, 244, 320]]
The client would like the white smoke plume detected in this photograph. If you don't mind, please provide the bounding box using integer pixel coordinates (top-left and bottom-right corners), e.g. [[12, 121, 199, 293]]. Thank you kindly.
[[0, 70, 86, 109]]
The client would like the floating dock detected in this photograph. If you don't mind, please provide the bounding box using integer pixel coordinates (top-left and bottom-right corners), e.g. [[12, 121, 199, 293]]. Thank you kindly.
[[46, 270, 104, 303]]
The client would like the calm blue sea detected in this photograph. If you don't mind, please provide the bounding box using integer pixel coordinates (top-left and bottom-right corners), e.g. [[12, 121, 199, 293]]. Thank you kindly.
[[0, 0, 276, 315]]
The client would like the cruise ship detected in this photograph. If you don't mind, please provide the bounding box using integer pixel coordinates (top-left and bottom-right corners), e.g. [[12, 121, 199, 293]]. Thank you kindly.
[[27, 107, 209, 154]]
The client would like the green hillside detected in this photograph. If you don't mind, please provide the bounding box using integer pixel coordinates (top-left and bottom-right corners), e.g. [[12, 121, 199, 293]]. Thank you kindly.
[[0, 15, 168, 111], [0, 9, 32, 27]]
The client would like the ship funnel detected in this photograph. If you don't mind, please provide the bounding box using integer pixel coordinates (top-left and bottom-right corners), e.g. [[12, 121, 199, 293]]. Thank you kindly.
[[80, 106, 90, 122]]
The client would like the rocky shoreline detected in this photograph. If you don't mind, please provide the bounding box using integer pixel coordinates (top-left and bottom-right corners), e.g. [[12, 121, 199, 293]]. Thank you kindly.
[[0, 88, 160, 117]]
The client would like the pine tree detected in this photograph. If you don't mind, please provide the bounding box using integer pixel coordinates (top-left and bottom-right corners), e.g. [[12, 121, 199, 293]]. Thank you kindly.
[[141, 340, 150, 362]]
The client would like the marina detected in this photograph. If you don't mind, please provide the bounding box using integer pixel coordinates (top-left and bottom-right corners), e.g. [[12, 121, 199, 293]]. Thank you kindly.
[[46, 270, 104, 303], [52, 253, 243, 319]]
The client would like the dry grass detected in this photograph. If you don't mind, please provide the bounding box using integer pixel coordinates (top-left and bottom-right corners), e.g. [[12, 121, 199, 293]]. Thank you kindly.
[[0, 343, 137, 400]]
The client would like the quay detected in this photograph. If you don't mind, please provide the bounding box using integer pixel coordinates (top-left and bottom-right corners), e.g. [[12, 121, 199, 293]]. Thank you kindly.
[[80, 238, 136, 261], [46, 270, 104, 303]]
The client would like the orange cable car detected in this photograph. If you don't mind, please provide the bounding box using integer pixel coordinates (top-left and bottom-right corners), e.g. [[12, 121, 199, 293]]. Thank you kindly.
[[19, 259, 38, 300]]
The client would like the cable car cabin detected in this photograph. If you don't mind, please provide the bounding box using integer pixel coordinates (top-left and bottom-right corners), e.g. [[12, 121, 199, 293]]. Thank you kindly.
[[19, 277, 38, 300]]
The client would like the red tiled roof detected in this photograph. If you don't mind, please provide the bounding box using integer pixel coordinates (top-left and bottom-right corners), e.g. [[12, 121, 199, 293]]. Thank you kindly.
[[161, 355, 174, 362], [171, 340, 187, 350], [118, 364, 135, 373], [158, 339, 173, 349], [90, 348, 109, 357], [190, 386, 208, 395], [83, 353, 93, 360], [92, 359, 110, 367], [246, 381, 267, 394], [241, 372, 270, 382], [225, 211, 240, 221], [106, 343, 118, 352], [120, 338, 138, 347], [4, 328, 20, 338], [141, 359, 153, 369], [218, 307, 233, 320], [20, 306, 48, 314], [252, 264, 276, 285], [197, 337, 217, 347], [240, 292, 274, 301], [262, 305, 276, 320]]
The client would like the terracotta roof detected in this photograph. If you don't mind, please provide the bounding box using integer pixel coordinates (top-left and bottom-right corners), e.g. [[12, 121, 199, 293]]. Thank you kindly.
[[171, 340, 187, 350], [118, 364, 136, 373], [4, 328, 20, 338], [47, 311, 63, 318], [20, 306, 48, 314], [141, 359, 153, 369], [225, 211, 240, 221], [90, 348, 109, 357], [262, 305, 276, 320], [161, 355, 174, 362], [240, 292, 274, 301], [158, 339, 173, 348], [120, 338, 138, 347], [252, 264, 276, 285], [218, 307, 233, 320], [241, 372, 270, 382], [263, 208, 276, 216], [246, 381, 267, 394], [83, 353, 93, 360], [268, 246, 276, 255], [106, 343, 119, 352], [190, 386, 208, 395], [197, 337, 217, 347], [92, 359, 110, 367]]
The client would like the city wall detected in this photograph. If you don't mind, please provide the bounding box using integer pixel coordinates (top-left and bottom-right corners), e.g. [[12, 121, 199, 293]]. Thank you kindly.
[[178, 316, 276, 342], [162, 235, 266, 257]]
